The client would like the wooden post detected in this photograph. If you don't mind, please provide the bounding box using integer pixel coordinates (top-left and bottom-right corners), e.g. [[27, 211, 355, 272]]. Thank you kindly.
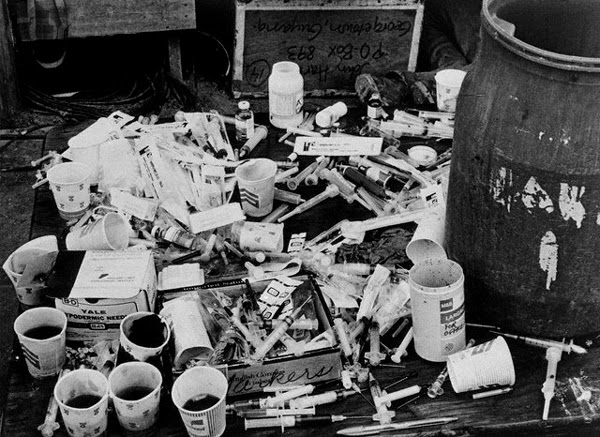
[[0, 0, 19, 123]]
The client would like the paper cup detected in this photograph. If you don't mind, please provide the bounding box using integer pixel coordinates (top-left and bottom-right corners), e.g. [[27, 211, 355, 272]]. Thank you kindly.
[[235, 158, 277, 217], [120, 312, 171, 363], [447, 336, 516, 393], [109, 362, 162, 431], [3, 235, 58, 305], [47, 162, 91, 221], [13, 307, 67, 378], [160, 297, 214, 371], [406, 208, 447, 263], [68, 117, 121, 185], [409, 258, 466, 362], [435, 69, 467, 113], [65, 212, 130, 250], [171, 366, 228, 437], [54, 369, 110, 437], [407, 145, 438, 167]]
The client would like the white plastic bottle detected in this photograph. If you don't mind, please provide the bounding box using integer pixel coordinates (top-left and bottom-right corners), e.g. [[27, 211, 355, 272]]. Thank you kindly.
[[268, 61, 304, 129], [316, 102, 348, 128]]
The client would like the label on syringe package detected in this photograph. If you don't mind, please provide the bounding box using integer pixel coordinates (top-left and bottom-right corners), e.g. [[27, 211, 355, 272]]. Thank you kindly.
[[294, 136, 383, 156]]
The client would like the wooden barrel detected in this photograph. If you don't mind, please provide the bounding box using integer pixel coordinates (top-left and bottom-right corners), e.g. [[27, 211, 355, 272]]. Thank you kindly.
[[446, 0, 600, 337]]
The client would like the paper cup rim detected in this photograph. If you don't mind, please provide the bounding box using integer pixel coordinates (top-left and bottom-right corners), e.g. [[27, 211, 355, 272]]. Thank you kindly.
[[235, 158, 278, 184], [101, 212, 130, 250], [108, 361, 163, 402], [435, 69, 467, 86], [407, 145, 438, 165], [120, 312, 171, 351], [3, 235, 58, 276], [171, 366, 228, 414], [47, 162, 91, 186], [13, 307, 67, 341], [54, 368, 110, 411]]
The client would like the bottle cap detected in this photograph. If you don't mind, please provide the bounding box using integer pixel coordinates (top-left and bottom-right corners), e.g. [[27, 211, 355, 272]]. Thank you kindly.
[[238, 101, 250, 110]]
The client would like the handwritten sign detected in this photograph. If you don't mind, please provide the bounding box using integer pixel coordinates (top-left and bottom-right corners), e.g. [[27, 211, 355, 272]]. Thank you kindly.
[[233, 0, 424, 96]]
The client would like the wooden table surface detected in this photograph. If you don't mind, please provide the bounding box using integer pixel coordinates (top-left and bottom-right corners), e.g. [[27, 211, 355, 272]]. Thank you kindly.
[[3, 117, 600, 437]]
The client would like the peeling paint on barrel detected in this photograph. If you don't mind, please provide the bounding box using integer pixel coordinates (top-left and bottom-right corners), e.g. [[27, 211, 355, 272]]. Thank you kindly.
[[539, 231, 558, 290]]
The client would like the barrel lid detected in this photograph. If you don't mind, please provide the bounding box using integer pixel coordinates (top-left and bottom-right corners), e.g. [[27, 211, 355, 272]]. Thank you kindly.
[[483, 0, 600, 72]]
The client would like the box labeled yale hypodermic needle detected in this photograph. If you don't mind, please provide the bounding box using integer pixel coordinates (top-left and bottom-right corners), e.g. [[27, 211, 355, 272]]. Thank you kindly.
[[45, 250, 157, 343]]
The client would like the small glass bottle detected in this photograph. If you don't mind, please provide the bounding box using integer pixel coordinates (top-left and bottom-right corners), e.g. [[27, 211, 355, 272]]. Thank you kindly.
[[235, 101, 255, 141], [150, 225, 195, 249], [367, 92, 384, 119]]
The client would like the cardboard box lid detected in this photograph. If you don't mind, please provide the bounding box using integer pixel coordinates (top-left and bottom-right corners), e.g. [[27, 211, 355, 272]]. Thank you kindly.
[[46, 250, 154, 299]]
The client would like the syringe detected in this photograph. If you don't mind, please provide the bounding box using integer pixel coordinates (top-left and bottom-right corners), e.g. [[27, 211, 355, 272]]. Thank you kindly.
[[491, 331, 587, 355], [277, 185, 340, 222], [427, 339, 475, 398], [375, 384, 422, 408], [305, 157, 331, 186], [542, 346, 562, 420], [286, 159, 321, 191], [365, 321, 386, 366], [390, 327, 413, 364], [369, 373, 395, 424], [250, 296, 313, 361], [333, 318, 354, 362], [289, 389, 356, 409], [239, 125, 268, 158], [274, 188, 305, 205], [244, 414, 369, 431], [341, 209, 426, 238], [254, 318, 318, 331]]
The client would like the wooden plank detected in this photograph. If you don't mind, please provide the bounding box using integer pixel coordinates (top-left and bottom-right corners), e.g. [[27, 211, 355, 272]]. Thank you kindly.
[[10, 0, 196, 40], [0, 0, 20, 121], [233, 0, 424, 97], [168, 35, 183, 81]]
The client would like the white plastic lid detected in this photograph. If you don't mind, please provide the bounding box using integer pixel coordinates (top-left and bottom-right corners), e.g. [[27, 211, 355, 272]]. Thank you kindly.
[[238, 101, 250, 110]]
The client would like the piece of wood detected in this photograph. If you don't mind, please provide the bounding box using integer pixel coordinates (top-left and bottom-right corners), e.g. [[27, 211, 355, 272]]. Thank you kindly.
[[0, 0, 20, 122], [10, 0, 196, 40], [233, 0, 424, 97], [168, 35, 183, 81]]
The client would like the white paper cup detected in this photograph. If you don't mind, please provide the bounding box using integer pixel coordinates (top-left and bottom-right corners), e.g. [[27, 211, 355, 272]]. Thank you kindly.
[[235, 158, 278, 217], [47, 162, 91, 221], [13, 307, 67, 378], [406, 208, 447, 263], [3, 235, 58, 305], [68, 117, 121, 185], [109, 362, 162, 431], [120, 312, 171, 363], [409, 258, 466, 362], [407, 145, 438, 167], [435, 69, 467, 113], [447, 336, 516, 393], [54, 369, 110, 437], [171, 366, 228, 437], [160, 297, 214, 371], [65, 212, 130, 250]]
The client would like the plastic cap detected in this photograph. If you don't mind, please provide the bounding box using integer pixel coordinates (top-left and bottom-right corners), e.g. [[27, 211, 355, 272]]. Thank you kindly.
[[238, 101, 250, 110]]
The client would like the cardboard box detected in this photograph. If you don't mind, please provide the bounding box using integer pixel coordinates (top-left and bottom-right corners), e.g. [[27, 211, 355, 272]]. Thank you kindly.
[[45, 250, 157, 344], [166, 275, 342, 397]]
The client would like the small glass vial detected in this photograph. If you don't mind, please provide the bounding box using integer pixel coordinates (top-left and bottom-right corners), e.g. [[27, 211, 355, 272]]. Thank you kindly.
[[367, 92, 384, 119], [151, 225, 195, 249], [235, 101, 255, 141]]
